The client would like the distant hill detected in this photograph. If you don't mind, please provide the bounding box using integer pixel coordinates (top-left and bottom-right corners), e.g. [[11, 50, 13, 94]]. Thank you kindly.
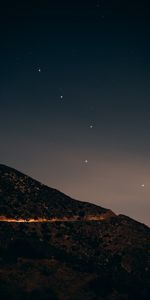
[[0, 164, 150, 300]]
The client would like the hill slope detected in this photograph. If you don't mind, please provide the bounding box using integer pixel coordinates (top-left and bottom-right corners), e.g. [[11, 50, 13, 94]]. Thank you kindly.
[[0, 164, 114, 220], [0, 165, 150, 300]]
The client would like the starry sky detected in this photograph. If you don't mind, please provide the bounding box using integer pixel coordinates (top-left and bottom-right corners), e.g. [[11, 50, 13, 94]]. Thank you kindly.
[[1, 1, 150, 226]]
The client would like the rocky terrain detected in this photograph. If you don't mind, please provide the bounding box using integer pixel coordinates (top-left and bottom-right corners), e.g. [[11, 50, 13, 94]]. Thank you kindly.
[[0, 164, 114, 220], [0, 164, 150, 300]]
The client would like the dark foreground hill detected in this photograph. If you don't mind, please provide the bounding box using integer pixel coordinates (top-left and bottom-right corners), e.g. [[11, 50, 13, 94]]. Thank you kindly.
[[0, 165, 150, 300]]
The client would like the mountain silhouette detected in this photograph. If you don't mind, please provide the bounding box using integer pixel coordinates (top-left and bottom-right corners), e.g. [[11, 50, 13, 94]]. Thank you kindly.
[[0, 164, 149, 300], [0, 164, 115, 221]]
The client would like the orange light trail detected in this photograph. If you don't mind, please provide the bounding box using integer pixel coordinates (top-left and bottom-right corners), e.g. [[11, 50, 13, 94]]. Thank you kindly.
[[0, 215, 106, 223]]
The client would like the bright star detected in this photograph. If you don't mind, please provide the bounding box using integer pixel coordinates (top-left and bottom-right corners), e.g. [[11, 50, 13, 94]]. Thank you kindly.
[[38, 68, 41, 72], [141, 184, 145, 188], [60, 95, 63, 100], [84, 160, 88, 164]]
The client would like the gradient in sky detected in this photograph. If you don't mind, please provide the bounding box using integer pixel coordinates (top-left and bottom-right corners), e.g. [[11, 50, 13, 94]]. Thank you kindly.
[[0, 1, 150, 225]]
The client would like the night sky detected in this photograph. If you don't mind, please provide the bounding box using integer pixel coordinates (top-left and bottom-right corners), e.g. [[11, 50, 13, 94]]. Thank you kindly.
[[1, 1, 150, 225]]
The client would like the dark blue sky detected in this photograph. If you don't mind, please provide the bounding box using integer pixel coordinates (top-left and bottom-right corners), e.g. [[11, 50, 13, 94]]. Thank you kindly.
[[1, 1, 150, 225]]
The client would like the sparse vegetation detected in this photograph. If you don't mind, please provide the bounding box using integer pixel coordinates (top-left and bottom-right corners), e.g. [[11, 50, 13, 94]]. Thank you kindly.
[[0, 165, 150, 299]]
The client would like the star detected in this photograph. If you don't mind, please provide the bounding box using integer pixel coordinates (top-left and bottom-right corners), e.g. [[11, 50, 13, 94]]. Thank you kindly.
[[38, 68, 41, 72], [60, 95, 63, 100], [90, 125, 94, 129], [141, 184, 145, 188], [84, 160, 88, 164]]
